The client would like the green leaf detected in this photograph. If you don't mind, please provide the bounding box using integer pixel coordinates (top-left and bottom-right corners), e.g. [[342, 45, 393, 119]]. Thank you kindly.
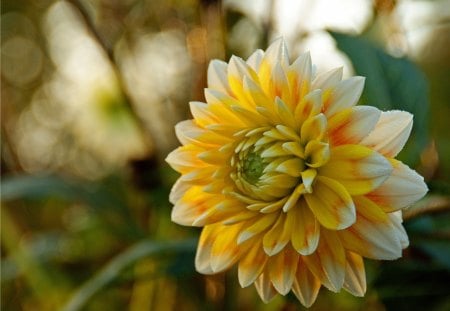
[[1, 174, 144, 240], [61, 238, 197, 311], [329, 31, 429, 165]]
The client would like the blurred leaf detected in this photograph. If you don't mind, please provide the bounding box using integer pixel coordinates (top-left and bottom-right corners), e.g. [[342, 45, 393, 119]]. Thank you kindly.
[[61, 238, 197, 311], [330, 31, 429, 165], [405, 208, 450, 270], [1, 174, 143, 240], [415, 240, 450, 270], [1, 232, 62, 282]]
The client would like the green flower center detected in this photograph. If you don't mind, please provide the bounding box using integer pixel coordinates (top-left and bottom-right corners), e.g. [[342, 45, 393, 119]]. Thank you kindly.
[[242, 152, 265, 184]]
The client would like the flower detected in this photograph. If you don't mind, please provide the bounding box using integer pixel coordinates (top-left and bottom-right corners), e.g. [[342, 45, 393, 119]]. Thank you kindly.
[[166, 38, 428, 307]]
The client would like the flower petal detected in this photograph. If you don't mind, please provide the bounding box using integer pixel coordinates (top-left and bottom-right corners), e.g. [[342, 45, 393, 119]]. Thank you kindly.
[[195, 224, 217, 274], [263, 213, 292, 256], [300, 113, 327, 144], [343, 251, 366, 297], [366, 159, 428, 212], [171, 186, 216, 226], [389, 211, 409, 249], [228, 55, 258, 109], [238, 240, 268, 287], [237, 213, 278, 244], [254, 270, 279, 303], [258, 38, 289, 95], [312, 67, 343, 91], [175, 120, 230, 146], [289, 200, 320, 255], [268, 246, 299, 295], [304, 176, 356, 230], [294, 89, 322, 126], [292, 258, 321, 308], [289, 51, 312, 105], [304, 140, 330, 168], [246, 49, 264, 71], [165, 144, 207, 173], [360, 110, 413, 157], [303, 229, 346, 292], [207, 59, 230, 94], [320, 144, 393, 195], [210, 222, 246, 273], [324, 76, 365, 116], [328, 106, 381, 146], [338, 196, 404, 260]]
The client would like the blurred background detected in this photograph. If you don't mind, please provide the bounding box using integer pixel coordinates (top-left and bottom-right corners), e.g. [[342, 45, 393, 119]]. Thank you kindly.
[[1, 0, 449, 310]]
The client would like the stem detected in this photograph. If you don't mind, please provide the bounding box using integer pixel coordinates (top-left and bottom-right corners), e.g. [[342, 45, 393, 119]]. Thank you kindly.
[[66, 0, 155, 153]]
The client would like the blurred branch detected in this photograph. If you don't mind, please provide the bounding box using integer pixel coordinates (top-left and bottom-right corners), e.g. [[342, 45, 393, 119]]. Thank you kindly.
[[66, 0, 156, 156], [404, 195, 450, 220], [61, 238, 197, 311]]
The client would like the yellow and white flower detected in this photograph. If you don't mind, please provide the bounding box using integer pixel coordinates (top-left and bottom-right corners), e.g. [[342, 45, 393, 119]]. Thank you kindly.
[[166, 38, 428, 307]]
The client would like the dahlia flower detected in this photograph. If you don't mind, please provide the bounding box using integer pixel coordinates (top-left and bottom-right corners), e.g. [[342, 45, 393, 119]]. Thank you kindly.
[[166, 38, 427, 307]]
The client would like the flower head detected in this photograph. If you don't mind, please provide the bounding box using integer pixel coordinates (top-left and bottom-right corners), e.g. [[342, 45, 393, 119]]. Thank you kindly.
[[166, 38, 428, 307]]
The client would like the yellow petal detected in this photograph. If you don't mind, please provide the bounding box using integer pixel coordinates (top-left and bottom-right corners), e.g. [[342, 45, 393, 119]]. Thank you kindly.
[[328, 106, 381, 146], [289, 51, 312, 106], [207, 59, 230, 94], [263, 213, 292, 256], [246, 48, 264, 71], [189, 101, 219, 127], [175, 120, 230, 146], [304, 140, 330, 168], [165, 145, 207, 174], [282, 184, 306, 212], [169, 178, 190, 204], [343, 251, 366, 297], [301, 168, 317, 193], [288, 200, 320, 255], [195, 224, 217, 274], [268, 246, 299, 295], [238, 240, 268, 287], [324, 76, 365, 116], [275, 158, 305, 177], [210, 222, 246, 273], [228, 55, 258, 109], [281, 141, 305, 158], [243, 75, 273, 112], [254, 270, 278, 303], [294, 89, 322, 126], [338, 196, 404, 260], [172, 186, 220, 226], [193, 200, 254, 227], [292, 258, 321, 308], [270, 64, 291, 105], [367, 159, 428, 212], [275, 97, 296, 128], [300, 113, 327, 145], [237, 213, 279, 244], [303, 229, 346, 292], [258, 38, 289, 96], [320, 144, 393, 195], [360, 110, 413, 157], [304, 176, 356, 230]]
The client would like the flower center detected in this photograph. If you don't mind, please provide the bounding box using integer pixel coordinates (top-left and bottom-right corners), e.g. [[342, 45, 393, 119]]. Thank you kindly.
[[241, 152, 266, 185], [228, 113, 330, 212]]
